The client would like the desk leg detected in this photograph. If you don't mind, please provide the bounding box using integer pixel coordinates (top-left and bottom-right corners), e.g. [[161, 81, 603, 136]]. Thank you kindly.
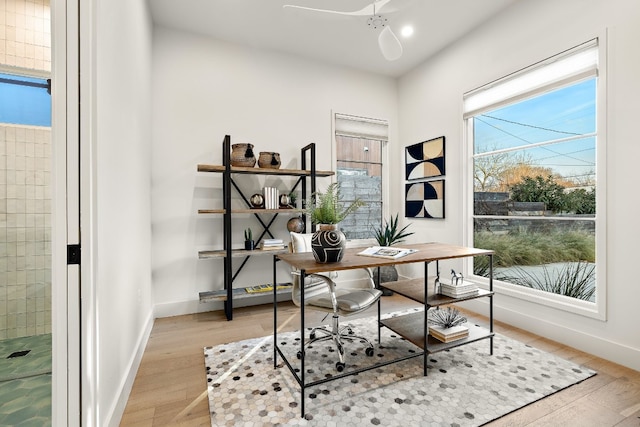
[[424, 261, 429, 376], [300, 269, 306, 418]]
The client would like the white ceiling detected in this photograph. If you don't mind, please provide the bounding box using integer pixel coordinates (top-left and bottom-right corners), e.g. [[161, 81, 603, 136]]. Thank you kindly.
[[149, 0, 519, 77]]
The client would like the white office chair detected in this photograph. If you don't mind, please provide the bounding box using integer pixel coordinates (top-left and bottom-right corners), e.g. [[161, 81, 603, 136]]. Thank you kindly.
[[289, 232, 382, 371]]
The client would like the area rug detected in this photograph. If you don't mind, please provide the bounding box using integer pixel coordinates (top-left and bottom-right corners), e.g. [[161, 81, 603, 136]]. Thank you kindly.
[[204, 309, 595, 426]]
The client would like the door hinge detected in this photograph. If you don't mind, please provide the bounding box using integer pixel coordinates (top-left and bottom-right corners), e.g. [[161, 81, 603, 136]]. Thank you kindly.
[[67, 244, 81, 265]]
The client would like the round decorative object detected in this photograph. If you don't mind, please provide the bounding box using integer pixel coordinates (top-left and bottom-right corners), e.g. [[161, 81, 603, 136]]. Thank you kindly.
[[258, 152, 281, 169], [311, 224, 346, 263], [250, 193, 264, 208], [231, 143, 256, 167], [279, 194, 291, 208], [287, 216, 305, 233]]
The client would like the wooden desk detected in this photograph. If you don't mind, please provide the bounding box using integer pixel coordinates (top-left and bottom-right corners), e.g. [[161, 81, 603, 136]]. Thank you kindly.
[[273, 242, 494, 418]]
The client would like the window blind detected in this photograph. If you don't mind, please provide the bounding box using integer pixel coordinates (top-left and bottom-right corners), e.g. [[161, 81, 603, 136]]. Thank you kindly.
[[463, 39, 598, 119], [334, 113, 388, 141]]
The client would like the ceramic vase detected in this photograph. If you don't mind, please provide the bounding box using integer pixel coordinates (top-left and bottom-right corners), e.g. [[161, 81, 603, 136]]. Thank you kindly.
[[287, 216, 305, 233], [231, 143, 256, 167], [311, 224, 346, 263]]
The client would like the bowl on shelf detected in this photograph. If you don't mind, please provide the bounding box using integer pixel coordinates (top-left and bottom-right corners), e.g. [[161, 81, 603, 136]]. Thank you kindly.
[[258, 152, 281, 169], [231, 143, 256, 167]]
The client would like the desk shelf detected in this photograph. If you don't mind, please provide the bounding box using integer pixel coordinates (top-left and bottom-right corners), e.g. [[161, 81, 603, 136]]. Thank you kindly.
[[380, 311, 495, 354], [381, 279, 494, 306]]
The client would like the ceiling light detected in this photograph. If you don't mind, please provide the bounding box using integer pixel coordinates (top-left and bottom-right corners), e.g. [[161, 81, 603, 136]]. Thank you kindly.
[[401, 25, 414, 38]]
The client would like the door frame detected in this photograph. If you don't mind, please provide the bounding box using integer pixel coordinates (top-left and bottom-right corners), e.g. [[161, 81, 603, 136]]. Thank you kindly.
[[51, 0, 82, 424]]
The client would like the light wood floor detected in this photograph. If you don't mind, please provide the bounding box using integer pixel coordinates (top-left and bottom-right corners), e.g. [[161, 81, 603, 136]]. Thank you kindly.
[[120, 296, 640, 426]]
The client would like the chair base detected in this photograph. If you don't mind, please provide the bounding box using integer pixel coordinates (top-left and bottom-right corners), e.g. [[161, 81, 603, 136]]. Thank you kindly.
[[297, 315, 375, 371]]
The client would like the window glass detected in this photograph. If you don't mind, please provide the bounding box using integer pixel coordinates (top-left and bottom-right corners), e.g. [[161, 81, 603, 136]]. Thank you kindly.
[[470, 78, 597, 303], [0, 73, 51, 126], [336, 135, 384, 240]]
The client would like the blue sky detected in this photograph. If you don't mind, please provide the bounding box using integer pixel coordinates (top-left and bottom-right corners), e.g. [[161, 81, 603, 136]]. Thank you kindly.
[[474, 78, 596, 184]]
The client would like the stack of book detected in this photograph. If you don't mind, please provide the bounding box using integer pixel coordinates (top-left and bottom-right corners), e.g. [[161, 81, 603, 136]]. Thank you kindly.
[[438, 280, 479, 298], [263, 187, 279, 209], [429, 324, 469, 343], [260, 238, 286, 250]]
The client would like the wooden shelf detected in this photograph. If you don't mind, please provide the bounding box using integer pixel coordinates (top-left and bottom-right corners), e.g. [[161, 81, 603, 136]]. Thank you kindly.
[[197, 208, 303, 215], [197, 164, 334, 177], [380, 311, 494, 354], [199, 283, 293, 302], [381, 279, 493, 306], [199, 248, 289, 259]]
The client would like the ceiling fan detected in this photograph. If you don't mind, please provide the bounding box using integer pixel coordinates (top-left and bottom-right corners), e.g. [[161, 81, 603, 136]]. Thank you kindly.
[[283, 0, 407, 61]]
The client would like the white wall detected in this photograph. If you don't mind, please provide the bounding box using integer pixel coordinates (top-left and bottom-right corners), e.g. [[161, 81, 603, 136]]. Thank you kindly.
[[151, 27, 399, 316], [398, 0, 640, 371], [91, 0, 154, 424]]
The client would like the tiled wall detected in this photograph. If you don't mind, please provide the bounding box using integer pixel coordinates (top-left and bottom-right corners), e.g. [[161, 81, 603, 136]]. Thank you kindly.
[[0, 0, 51, 339], [0, 0, 51, 71]]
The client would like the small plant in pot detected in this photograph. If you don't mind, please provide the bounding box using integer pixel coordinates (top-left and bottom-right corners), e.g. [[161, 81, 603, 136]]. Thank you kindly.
[[372, 214, 414, 293], [244, 228, 255, 251], [304, 182, 364, 263]]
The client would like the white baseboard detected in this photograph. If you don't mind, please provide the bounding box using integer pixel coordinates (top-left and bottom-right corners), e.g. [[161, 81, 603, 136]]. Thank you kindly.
[[459, 298, 640, 372], [105, 309, 154, 427]]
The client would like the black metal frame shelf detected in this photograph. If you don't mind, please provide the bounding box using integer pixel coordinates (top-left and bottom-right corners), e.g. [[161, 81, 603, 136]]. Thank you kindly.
[[197, 135, 334, 320]]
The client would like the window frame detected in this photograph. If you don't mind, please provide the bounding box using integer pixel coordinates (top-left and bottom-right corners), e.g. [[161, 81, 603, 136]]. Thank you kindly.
[[462, 39, 607, 321]]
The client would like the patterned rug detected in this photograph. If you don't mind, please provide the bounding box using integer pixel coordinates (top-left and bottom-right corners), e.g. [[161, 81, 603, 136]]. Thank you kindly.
[[204, 309, 595, 426]]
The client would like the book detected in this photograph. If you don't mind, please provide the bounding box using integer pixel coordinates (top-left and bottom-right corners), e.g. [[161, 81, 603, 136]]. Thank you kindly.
[[357, 246, 418, 259], [244, 283, 293, 294], [429, 324, 469, 343], [259, 244, 286, 251], [438, 278, 479, 298], [439, 288, 479, 298], [262, 238, 284, 245]]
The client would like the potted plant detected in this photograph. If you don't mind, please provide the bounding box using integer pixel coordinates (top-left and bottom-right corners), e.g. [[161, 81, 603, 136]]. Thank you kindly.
[[372, 214, 414, 290], [288, 191, 298, 208], [244, 228, 255, 251], [373, 213, 414, 247], [304, 182, 364, 263]]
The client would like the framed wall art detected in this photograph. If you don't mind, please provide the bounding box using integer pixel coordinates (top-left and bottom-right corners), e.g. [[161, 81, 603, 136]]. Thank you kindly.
[[405, 136, 445, 180], [405, 180, 445, 219]]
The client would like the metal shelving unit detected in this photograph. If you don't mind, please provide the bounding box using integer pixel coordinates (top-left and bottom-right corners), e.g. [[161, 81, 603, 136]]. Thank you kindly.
[[197, 135, 334, 320]]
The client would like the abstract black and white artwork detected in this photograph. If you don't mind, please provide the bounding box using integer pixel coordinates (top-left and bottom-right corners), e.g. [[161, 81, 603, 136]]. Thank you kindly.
[[405, 136, 445, 180], [405, 180, 445, 219]]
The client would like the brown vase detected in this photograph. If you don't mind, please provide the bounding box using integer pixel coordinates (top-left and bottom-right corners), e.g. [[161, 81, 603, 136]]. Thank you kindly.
[[258, 152, 281, 169], [231, 143, 256, 167]]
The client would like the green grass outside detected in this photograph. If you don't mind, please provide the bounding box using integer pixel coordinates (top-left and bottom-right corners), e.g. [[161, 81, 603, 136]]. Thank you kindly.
[[474, 230, 595, 268]]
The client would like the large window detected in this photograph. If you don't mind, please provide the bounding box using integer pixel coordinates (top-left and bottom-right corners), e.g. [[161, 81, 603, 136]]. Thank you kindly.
[[464, 40, 604, 316], [334, 113, 388, 240]]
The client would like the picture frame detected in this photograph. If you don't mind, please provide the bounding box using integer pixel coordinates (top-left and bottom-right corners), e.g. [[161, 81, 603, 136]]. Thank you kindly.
[[405, 136, 445, 180], [405, 180, 445, 219]]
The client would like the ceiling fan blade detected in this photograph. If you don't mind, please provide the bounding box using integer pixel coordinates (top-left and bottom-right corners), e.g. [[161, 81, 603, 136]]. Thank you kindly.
[[283, 0, 393, 17], [378, 26, 403, 61]]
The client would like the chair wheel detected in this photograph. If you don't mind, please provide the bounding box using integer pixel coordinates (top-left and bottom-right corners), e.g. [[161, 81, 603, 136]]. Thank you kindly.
[[365, 347, 374, 357], [309, 333, 316, 339], [336, 362, 345, 372], [296, 351, 304, 359]]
